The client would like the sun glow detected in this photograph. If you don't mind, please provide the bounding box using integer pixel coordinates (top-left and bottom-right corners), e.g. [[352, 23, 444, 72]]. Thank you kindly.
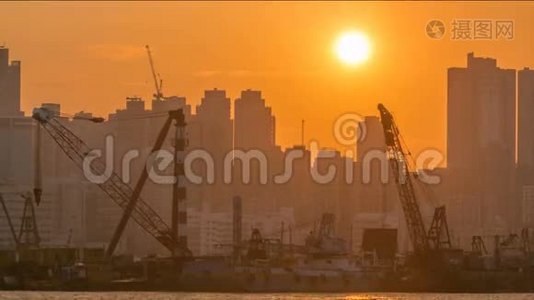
[[335, 31, 371, 66]]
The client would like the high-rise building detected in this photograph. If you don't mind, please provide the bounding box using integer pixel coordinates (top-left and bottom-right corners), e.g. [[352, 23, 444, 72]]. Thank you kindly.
[[152, 96, 189, 115], [232, 90, 280, 217], [356, 116, 384, 163], [356, 116, 391, 214], [0, 47, 22, 117], [188, 89, 233, 212], [448, 53, 516, 171], [192, 89, 232, 153], [0, 47, 32, 187], [447, 52, 517, 234], [517, 68, 534, 230], [518, 68, 534, 171], [234, 89, 275, 150]]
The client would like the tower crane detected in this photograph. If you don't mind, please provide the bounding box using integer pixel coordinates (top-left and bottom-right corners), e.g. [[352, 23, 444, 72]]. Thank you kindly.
[[377, 103, 451, 258], [32, 107, 190, 258], [146, 45, 164, 102]]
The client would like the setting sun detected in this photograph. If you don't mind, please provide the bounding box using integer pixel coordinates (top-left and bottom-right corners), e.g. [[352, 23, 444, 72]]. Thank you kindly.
[[334, 31, 371, 65]]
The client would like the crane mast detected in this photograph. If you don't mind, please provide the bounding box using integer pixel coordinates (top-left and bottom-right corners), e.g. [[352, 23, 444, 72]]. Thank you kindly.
[[18, 192, 40, 248], [32, 107, 188, 256], [377, 103, 429, 255]]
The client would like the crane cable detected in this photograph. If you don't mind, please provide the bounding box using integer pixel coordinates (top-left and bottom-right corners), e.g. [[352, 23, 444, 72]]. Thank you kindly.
[[390, 110, 439, 210]]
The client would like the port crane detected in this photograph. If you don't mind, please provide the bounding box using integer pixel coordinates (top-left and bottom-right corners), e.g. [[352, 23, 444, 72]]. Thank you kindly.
[[377, 103, 451, 258], [32, 107, 190, 258]]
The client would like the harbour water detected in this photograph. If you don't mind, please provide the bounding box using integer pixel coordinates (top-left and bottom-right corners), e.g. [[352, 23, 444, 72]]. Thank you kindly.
[[0, 293, 533, 300]]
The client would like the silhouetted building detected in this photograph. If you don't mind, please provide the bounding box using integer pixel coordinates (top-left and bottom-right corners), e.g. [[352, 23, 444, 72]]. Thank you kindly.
[[311, 149, 352, 240], [152, 96, 188, 113], [0, 47, 70, 249], [0, 117, 34, 186], [356, 116, 384, 162], [519, 68, 534, 171], [0, 47, 22, 117], [448, 53, 516, 171], [234, 89, 275, 150], [518, 68, 534, 227], [447, 52, 517, 235], [188, 89, 233, 212], [356, 116, 391, 214], [192, 89, 232, 153]]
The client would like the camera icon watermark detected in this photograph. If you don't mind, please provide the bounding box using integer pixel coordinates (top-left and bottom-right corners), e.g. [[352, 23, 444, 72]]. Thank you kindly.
[[426, 20, 446, 40]]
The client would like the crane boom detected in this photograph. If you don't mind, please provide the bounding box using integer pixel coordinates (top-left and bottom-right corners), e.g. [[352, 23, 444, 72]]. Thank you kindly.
[[377, 103, 429, 255], [146, 45, 163, 101], [107, 109, 186, 257], [32, 107, 184, 255]]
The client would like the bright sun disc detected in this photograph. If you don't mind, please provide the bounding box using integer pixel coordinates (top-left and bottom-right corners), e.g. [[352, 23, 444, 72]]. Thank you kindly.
[[335, 32, 371, 65]]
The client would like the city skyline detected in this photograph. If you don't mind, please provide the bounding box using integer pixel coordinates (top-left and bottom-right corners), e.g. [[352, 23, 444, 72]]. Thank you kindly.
[[3, 2, 534, 294], [2, 2, 534, 157], [3, 45, 534, 170]]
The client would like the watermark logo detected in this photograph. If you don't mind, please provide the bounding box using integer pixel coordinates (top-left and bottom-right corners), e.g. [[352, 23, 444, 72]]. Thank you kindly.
[[495, 20, 514, 40], [426, 19, 514, 41], [426, 20, 445, 39], [333, 112, 366, 146]]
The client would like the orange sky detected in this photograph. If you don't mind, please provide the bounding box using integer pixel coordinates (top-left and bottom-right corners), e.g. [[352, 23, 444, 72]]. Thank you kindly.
[[1, 1, 534, 158]]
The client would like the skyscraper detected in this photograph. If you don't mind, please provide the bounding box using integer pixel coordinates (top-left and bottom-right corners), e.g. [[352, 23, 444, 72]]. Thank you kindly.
[[518, 68, 534, 171], [234, 89, 275, 151], [189, 89, 233, 212], [447, 52, 517, 233], [192, 88, 233, 153], [518, 68, 534, 227], [356, 116, 390, 214], [448, 53, 516, 171], [0, 47, 22, 117]]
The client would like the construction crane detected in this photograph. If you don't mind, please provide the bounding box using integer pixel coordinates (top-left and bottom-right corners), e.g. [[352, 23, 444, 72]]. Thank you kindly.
[[18, 192, 40, 248], [146, 45, 164, 102], [377, 103, 451, 258], [0, 193, 19, 248], [33, 111, 104, 206], [427, 206, 451, 250], [0, 192, 40, 249], [304, 213, 347, 257], [32, 107, 190, 257]]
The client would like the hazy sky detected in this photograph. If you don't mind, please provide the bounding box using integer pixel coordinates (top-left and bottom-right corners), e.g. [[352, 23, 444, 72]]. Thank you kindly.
[[1, 2, 533, 158]]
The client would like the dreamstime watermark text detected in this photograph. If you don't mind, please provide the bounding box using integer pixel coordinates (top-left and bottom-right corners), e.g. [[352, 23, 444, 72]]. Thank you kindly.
[[82, 113, 444, 186]]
